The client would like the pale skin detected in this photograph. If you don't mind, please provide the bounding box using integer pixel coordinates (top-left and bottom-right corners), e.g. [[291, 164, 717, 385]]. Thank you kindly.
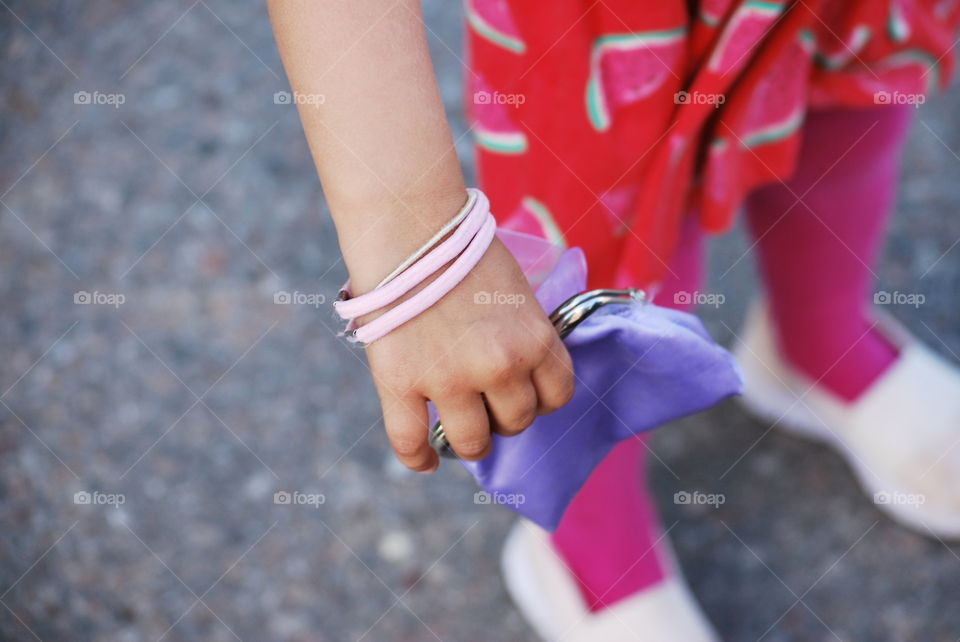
[[267, 0, 575, 472]]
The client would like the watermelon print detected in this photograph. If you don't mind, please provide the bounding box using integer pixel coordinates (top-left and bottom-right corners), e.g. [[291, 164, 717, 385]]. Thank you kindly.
[[880, 50, 940, 92], [469, 75, 528, 155], [466, 0, 526, 54], [741, 40, 808, 149], [889, 1, 912, 43], [814, 24, 872, 70], [741, 107, 804, 147], [708, 1, 785, 75], [501, 197, 567, 248], [798, 28, 817, 55], [586, 29, 686, 132], [699, 0, 732, 28], [467, 0, 960, 287], [864, 49, 941, 95], [474, 126, 528, 154]]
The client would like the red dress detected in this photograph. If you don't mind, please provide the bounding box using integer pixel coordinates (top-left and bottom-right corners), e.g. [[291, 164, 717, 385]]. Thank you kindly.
[[466, 0, 960, 287]]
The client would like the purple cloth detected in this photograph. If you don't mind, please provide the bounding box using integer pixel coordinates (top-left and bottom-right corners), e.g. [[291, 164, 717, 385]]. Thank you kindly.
[[439, 230, 743, 530]]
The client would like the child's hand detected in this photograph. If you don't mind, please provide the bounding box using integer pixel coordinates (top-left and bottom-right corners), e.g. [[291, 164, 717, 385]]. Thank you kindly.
[[365, 238, 575, 473]]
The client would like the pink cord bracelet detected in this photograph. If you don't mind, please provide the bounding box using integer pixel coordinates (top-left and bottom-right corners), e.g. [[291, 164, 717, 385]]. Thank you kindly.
[[333, 188, 497, 345], [349, 214, 496, 344], [333, 189, 488, 320]]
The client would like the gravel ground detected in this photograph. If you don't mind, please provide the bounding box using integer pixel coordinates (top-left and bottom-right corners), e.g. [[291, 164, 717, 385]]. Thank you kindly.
[[1, 2, 959, 641]]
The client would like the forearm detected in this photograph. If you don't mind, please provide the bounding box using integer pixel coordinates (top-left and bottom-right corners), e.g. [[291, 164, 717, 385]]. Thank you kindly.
[[267, 0, 467, 292]]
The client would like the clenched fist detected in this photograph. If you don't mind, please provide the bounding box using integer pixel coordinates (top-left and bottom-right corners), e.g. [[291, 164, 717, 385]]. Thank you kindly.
[[364, 237, 575, 472]]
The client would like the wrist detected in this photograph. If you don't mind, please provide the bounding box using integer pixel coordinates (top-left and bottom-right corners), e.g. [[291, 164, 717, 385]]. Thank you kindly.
[[335, 188, 471, 293]]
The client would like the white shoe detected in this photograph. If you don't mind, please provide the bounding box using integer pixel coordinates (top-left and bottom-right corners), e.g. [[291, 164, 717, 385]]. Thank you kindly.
[[735, 302, 960, 538], [500, 520, 719, 642]]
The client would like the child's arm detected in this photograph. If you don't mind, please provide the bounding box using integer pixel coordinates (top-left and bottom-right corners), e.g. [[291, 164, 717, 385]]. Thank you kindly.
[[268, 0, 574, 472]]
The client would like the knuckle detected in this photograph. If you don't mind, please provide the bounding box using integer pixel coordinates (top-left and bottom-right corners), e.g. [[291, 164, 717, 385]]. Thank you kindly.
[[483, 342, 517, 379], [428, 373, 466, 398], [529, 321, 558, 354], [485, 357, 515, 383], [424, 361, 452, 386], [383, 399, 420, 424], [541, 374, 576, 412], [452, 437, 489, 459], [500, 408, 536, 435], [375, 372, 410, 399], [390, 437, 425, 460]]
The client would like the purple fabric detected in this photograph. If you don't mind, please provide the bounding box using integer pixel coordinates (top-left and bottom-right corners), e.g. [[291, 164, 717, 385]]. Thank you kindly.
[[438, 230, 743, 530]]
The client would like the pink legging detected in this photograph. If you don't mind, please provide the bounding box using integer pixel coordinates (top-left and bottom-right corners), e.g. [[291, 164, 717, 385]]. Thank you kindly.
[[551, 105, 914, 611]]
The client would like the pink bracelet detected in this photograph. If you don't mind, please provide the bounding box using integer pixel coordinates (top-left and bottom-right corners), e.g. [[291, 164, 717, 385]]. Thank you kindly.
[[349, 211, 497, 344], [333, 189, 487, 320], [375, 189, 480, 288]]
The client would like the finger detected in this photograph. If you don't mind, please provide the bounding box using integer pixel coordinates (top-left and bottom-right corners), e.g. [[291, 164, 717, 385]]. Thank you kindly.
[[531, 335, 576, 414], [381, 392, 438, 473], [484, 378, 539, 437], [433, 393, 492, 461]]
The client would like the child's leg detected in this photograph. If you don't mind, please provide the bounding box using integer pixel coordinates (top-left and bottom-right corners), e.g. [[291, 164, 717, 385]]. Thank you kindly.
[[549, 217, 705, 612], [744, 106, 913, 401]]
